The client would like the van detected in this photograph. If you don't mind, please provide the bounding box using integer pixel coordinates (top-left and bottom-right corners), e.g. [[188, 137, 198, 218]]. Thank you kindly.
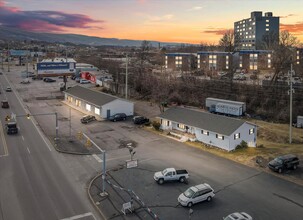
[[178, 183, 215, 207]]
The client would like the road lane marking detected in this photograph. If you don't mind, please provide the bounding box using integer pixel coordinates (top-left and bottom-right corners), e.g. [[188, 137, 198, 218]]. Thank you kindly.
[[27, 147, 30, 154], [3, 73, 52, 152], [60, 212, 96, 220], [0, 120, 9, 156], [92, 154, 102, 163], [22, 135, 25, 141]]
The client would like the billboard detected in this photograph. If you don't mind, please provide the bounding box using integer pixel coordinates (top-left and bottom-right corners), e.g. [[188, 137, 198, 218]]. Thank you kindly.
[[37, 62, 76, 76], [9, 50, 30, 56]]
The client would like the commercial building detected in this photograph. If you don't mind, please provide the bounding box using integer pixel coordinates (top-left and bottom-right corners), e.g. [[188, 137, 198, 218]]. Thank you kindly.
[[158, 107, 257, 151], [64, 86, 134, 119], [234, 11, 279, 50]]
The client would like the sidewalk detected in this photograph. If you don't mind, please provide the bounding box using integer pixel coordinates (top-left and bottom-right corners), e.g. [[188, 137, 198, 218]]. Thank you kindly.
[[89, 168, 161, 220]]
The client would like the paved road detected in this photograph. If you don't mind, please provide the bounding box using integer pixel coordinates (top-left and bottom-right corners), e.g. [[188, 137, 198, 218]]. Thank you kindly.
[[0, 72, 98, 220]]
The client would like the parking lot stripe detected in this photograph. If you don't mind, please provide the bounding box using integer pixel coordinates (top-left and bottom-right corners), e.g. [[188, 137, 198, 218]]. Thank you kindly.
[[59, 212, 96, 220], [0, 120, 9, 156]]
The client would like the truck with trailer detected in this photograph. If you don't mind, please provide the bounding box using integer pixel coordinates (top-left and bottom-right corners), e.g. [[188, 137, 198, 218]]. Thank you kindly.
[[153, 168, 189, 184], [205, 97, 246, 116]]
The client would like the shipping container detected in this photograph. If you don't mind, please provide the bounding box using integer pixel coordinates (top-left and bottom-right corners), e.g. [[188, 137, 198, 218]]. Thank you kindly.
[[206, 97, 246, 116]]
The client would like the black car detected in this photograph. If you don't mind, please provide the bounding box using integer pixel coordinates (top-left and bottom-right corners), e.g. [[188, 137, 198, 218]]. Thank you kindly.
[[44, 78, 56, 83], [133, 116, 149, 125], [5, 122, 18, 135], [109, 113, 127, 122], [6, 87, 12, 92], [268, 154, 300, 173], [1, 100, 9, 108], [80, 115, 96, 124]]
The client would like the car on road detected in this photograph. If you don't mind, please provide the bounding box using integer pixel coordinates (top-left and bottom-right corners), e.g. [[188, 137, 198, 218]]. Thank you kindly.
[[133, 116, 149, 125], [6, 87, 12, 92], [223, 212, 253, 220], [44, 78, 56, 83], [109, 113, 127, 122], [154, 168, 189, 184], [178, 183, 215, 207], [81, 115, 96, 124], [268, 154, 299, 173], [1, 100, 9, 108], [20, 78, 30, 84], [80, 79, 90, 84], [5, 121, 18, 135]]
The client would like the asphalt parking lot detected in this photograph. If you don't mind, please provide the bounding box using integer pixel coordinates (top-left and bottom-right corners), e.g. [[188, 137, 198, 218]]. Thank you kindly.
[[4, 66, 303, 220]]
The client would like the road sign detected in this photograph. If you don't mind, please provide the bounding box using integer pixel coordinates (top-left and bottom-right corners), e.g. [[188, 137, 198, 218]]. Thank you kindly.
[[126, 159, 138, 168], [121, 202, 132, 215]]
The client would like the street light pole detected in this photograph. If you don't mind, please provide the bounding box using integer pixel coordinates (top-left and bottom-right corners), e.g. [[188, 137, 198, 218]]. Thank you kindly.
[[288, 64, 294, 144], [7, 42, 10, 72], [125, 54, 128, 99]]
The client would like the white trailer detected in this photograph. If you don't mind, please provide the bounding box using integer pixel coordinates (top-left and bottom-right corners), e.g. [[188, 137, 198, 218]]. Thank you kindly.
[[206, 97, 246, 116], [297, 116, 303, 128]]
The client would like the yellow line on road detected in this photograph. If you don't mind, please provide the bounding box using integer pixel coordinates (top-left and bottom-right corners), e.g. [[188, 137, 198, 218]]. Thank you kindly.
[[0, 120, 9, 156]]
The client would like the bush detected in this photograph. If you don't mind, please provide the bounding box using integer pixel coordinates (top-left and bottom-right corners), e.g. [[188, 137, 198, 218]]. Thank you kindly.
[[235, 141, 248, 150], [152, 121, 161, 130]]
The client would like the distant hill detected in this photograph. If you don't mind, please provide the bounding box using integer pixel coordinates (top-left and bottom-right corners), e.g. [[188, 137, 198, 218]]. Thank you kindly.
[[0, 27, 183, 47]]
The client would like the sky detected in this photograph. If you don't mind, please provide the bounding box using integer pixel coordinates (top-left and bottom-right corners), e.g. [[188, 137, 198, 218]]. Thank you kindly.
[[1, 0, 303, 44]]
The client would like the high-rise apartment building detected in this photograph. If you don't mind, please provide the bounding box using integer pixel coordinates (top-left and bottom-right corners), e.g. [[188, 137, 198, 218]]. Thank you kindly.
[[234, 11, 279, 50]]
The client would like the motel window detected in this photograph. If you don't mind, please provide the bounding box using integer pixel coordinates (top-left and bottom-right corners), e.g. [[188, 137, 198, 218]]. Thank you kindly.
[[95, 107, 100, 115], [201, 130, 209, 136], [216, 134, 224, 140], [266, 28, 269, 31], [297, 61, 300, 65], [75, 99, 81, 107], [162, 119, 170, 126], [234, 133, 240, 140], [178, 124, 185, 129], [249, 128, 254, 135], [86, 104, 91, 111]]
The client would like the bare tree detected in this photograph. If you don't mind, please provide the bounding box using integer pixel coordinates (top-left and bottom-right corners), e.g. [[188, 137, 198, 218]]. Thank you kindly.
[[219, 29, 238, 52]]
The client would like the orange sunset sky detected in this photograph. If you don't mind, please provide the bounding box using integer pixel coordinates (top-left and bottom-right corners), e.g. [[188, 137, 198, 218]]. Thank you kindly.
[[1, 0, 303, 44]]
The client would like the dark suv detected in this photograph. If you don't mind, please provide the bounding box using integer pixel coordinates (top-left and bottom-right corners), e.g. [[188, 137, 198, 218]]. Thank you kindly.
[[109, 113, 127, 122], [5, 122, 18, 135], [268, 154, 300, 173], [133, 116, 149, 125], [81, 115, 96, 124]]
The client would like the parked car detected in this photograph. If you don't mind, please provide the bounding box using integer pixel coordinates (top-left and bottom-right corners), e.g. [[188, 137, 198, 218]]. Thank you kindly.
[[133, 116, 149, 125], [20, 78, 30, 84], [44, 78, 56, 83], [109, 113, 127, 122], [1, 100, 9, 108], [80, 79, 90, 84], [154, 168, 189, 184], [268, 154, 299, 173], [223, 212, 253, 220], [6, 87, 12, 92], [80, 115, 96, 124], [75, 77, 81, 83], [178, 183, 215, 207], [32, 75, 43, 80], [0, 72, 3, 75], [5, 121, 18, 135]]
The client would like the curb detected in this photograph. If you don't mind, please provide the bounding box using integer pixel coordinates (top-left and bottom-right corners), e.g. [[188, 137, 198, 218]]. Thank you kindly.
[[87, 173, 108, 220]]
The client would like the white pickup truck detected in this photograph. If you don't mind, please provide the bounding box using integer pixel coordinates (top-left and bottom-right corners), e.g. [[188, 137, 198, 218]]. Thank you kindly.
[[154, 168, 189, 184]]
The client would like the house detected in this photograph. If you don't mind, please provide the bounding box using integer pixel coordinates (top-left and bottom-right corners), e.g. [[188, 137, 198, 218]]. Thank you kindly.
[[158, 107, 257, 151], [64, 85, 134, 118]]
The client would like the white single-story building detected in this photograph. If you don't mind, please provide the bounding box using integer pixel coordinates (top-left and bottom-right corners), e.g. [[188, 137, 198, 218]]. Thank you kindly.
[[158, 107, 257, 151], [64, 85, 134, 118]]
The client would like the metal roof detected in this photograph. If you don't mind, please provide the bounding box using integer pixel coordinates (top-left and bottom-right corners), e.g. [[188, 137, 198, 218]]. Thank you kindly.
[[64, 85, 117, 107], [165, 53, 195, 56], [158, 107, 246, 136], [197, 51, 231, 55]]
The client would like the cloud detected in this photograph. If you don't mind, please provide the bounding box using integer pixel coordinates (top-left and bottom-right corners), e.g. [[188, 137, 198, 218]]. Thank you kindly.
[[147, 14, 174, 22], [280, 14, 297, 19], [187, 6, 203, 11], [202, 28, 230, 35], [280, 22, 303, 35], [0, 0, 103, 32]]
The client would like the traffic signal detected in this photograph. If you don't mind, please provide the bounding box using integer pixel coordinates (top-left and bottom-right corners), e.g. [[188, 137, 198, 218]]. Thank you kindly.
[[5, 115, 10, 121], [85, 139, 92, 148], [26, 113, 30, 119]]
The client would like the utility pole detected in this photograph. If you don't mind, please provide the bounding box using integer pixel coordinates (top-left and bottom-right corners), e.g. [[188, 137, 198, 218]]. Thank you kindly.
[[7, 42, 10, 72], [125, 54, 128, 99], [288, 64, 295, 144]]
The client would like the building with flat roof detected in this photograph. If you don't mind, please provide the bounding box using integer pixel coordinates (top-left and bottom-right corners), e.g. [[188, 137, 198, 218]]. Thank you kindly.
[[234, 11, 279, 50]]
